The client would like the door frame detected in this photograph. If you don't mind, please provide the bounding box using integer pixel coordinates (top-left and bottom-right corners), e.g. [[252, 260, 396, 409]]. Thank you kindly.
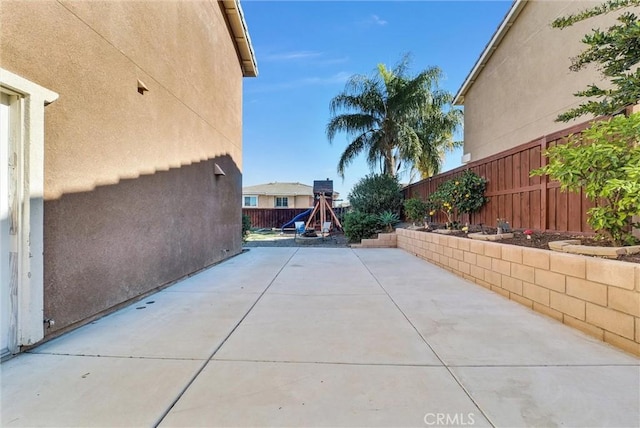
[[0, 68, 57, 356], [1, 91, 15, 357]]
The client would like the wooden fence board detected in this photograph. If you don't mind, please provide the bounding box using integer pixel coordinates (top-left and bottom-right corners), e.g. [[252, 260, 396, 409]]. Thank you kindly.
[[522, 191, 531, 229], [531, 189, 541, 229], [513, 152, 521, 189], [548, 189, 557, 230], [498, 157, 505, 191], [511, 192, 521, 228], [568, 191, 583, 232], [557, 190, 568, 231], [530, 146, 541, 186], [505, 193, 513, 226], [521, 150, 530, 188]]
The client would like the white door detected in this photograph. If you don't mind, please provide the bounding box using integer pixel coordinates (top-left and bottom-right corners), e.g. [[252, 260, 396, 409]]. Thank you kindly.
[[1, 92, 13, 357]]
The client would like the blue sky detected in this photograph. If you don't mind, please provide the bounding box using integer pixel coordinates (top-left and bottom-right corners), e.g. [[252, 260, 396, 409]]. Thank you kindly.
[[241, 1, 513, 201]]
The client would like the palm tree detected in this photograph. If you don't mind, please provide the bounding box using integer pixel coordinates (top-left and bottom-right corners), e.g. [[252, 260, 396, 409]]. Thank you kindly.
[[326, 55, 462, 179], [412, 101, 463, 179]]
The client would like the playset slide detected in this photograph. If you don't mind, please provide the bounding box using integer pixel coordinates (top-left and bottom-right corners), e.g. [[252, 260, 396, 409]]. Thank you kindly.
[[281, 208, 313, 231]]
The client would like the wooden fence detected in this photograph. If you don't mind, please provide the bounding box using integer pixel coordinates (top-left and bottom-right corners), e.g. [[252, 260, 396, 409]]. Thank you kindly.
[[243, 206, 349, 229], [242, 208, 310, 229], [403, 121, 595, 233]]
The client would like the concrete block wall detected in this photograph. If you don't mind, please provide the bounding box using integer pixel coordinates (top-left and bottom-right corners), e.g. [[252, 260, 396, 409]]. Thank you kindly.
[[351, 233, 397, 248], [396, 228, 640, 356]]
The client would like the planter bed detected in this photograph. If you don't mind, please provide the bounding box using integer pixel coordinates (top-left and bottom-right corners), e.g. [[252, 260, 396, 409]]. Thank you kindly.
[[468, 232, 514, 241], [411, 225, 640, 264], [548, 240, 640, 259]]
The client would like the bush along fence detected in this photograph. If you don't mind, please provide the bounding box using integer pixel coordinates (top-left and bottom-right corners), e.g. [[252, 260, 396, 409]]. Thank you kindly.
[[403, 120, 596, 233]]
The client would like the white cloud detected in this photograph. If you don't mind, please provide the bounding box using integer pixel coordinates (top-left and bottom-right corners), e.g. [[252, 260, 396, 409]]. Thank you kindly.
[[246, 72, 352, 94], [371, 14, 388, 26], [264, 51, 323, 61], [262, 50, 348, 66], [316, 56, 350, 66], [300, 71, 351, 85], [355, 14, 388, 28]]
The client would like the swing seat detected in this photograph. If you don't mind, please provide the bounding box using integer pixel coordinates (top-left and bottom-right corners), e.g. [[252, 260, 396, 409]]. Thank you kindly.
[[321, 222, 332, 237]]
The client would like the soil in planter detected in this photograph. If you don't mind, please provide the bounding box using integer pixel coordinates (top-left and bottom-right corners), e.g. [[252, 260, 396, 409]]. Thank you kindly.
[[420, 223, 639, 264]]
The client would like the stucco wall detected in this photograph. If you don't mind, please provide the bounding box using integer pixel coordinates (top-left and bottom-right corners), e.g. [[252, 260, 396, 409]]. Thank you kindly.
[[462, 0, 638, 161], [294, 195, 314, 208], [257, 195, 313, 208], [0, 1, 246, 335]]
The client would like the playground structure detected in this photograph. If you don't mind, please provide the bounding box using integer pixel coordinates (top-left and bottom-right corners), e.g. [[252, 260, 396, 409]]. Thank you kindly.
[[280, 180, 343, 235], [305, 180, 343, 234]]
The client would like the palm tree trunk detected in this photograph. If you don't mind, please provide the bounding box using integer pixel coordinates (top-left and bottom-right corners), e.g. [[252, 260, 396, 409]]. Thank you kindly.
[[384, 153, 395, 177]]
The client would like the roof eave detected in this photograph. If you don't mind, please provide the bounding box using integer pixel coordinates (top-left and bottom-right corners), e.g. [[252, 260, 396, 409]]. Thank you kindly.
[[453, 0, 527, 106], [221, 0, 258, 77]]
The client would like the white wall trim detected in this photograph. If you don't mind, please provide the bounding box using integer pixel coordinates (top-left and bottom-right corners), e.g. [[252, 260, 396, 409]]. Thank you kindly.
[[0, 68, 58, 350]]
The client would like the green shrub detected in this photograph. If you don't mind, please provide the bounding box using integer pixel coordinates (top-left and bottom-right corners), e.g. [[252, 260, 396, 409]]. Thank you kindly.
[[403, 198, 428, 224], [427, 170, 488, 227], [531, 113, 640, 245], [348, 174, 404, 215], [343, 211, 381, 243], [242, 214, 251, 242], [378, 211, 400, 232]]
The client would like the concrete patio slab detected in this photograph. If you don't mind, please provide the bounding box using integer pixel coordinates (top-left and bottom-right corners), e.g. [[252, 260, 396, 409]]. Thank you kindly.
[[2, 247, 638, 427], [269, 248, 386, 296], [355, 249, 639, 366], [1, 353, 200, 427], [452, 365, 640, 427], [160, 360, 491, 427], [33, 290, 262, 360], [214, 293, 441, 365], [167, 247, 296, 294], [353, 248, 465, 292], [388, 290, 639, 366]]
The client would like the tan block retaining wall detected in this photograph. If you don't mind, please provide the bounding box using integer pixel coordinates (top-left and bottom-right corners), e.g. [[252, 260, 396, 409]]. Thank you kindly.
[[351, 233, 397, 248], [393, 229, 640, 356]]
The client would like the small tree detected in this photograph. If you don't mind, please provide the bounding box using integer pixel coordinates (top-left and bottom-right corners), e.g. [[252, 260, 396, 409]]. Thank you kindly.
[[531, 113, 640, 245], [553, 0, 640, 122], [427, 170, 488, 228], [403, 198, 429, 225], [348, 174, 404, 215], [428, 180, 458, 227], [451, 170, 489, 215]]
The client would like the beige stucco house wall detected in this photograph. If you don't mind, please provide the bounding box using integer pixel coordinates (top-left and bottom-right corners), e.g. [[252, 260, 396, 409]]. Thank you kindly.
[[255, 195, 313, 209], [0, 0, 256, 347], [243, 182, 315, 209], [455, 0, 638, 162]]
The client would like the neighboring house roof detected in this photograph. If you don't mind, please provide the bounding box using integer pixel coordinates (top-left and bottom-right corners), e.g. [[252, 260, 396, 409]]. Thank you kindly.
[[221, 0, 258, 77], [453, 0, 525, 105], [243, 182, 313, 196]]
